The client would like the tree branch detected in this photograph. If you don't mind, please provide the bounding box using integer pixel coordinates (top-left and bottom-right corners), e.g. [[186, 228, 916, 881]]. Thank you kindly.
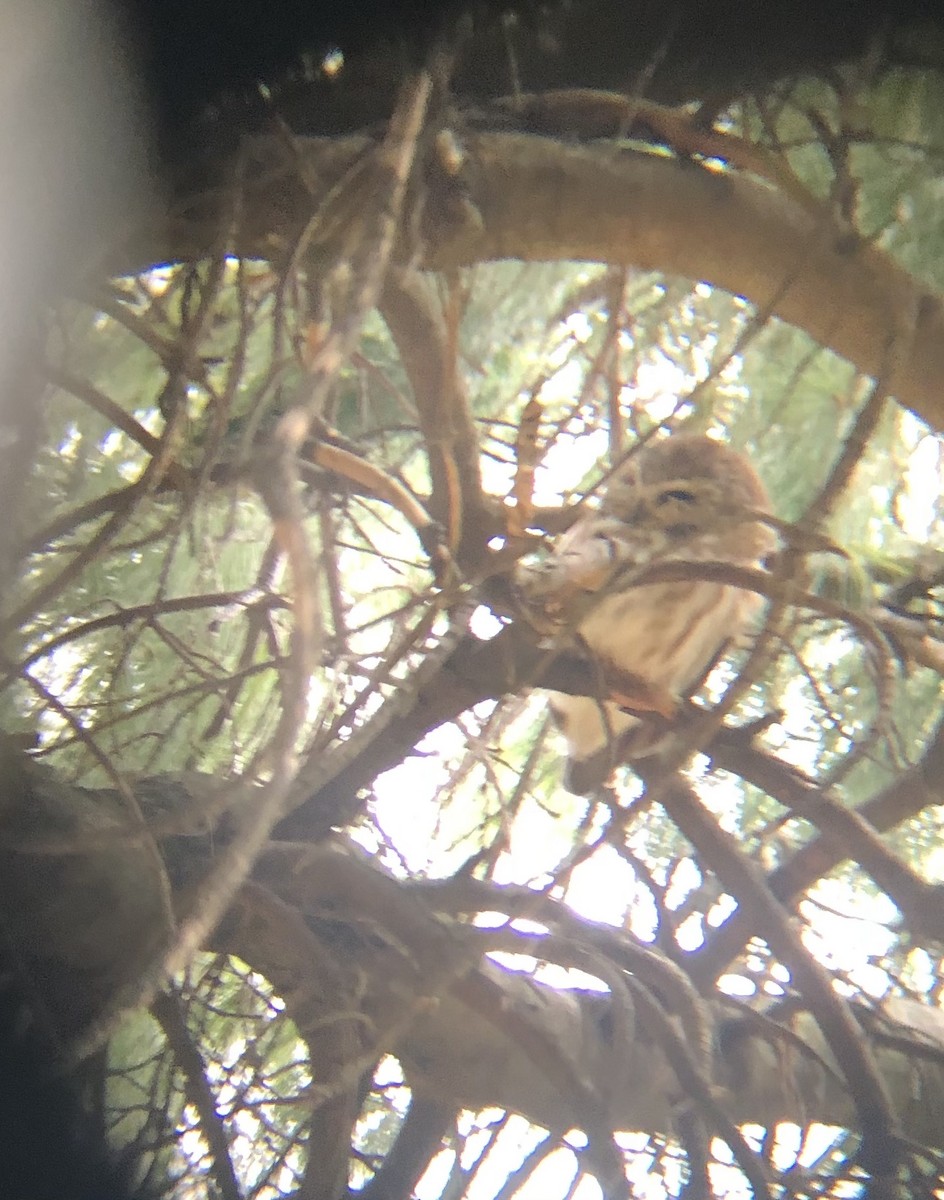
[[136, 132, 944, 433], [692, 718, 944, 988]]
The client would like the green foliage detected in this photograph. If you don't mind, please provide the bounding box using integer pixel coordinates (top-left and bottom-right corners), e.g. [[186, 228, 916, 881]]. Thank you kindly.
[[5, 51, 944, 1200], [105, 955, 312, 1196]]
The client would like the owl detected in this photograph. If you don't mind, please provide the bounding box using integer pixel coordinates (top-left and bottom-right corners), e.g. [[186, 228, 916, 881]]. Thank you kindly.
[[516, 435, 775, 794]]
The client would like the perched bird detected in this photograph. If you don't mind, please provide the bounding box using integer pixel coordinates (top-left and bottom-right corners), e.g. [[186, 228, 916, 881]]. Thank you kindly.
[[516, 434, 775, 794]]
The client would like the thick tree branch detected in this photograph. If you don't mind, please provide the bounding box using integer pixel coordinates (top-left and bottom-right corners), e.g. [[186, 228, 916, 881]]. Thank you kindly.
[[425, 134, 944, 433], [274, 559, 902, 840], [6, 755, 944, 1165], [654, 775, 900, 1173], [379, 269, 492, 572], [271, 620, 597, 840], [691, 718, 944, 988], [137, 132, 944, 435]]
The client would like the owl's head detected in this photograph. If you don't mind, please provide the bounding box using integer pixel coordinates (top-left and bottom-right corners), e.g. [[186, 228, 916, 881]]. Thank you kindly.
[[601, 434, 776, 562]]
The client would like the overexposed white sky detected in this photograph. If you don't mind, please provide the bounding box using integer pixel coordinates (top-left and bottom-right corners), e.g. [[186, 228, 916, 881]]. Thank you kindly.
[[364, 320, 942, 1199]]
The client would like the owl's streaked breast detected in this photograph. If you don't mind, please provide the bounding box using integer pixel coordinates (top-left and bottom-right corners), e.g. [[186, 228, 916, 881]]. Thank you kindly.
[[577, 577, 762, 686], [549, 578, 764, 793], [516, 434, 776, 795]]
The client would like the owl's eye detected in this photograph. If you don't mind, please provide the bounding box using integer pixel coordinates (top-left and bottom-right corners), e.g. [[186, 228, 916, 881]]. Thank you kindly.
[[656, 487, 697, 506]]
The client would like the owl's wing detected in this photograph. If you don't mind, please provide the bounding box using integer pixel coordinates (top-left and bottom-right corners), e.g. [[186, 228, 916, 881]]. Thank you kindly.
[[516, 516, 631, 629], [516, 514, 679, 721]]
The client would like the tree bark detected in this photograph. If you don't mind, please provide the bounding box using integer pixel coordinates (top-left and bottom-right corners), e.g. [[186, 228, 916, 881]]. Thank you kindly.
[[131, 132, 944, 436], [3, 758, 944, 1156]]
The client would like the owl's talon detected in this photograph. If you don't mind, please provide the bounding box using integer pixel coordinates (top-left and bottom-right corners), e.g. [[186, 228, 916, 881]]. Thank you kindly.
[[608, 679, 678, 720]]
